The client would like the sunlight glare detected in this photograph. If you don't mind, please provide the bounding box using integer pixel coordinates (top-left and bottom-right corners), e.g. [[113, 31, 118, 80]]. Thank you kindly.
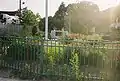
[[64, 0, 120, 10], [94, 0, 119, 10]]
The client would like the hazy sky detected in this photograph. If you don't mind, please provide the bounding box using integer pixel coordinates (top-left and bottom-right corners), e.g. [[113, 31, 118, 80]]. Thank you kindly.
[[0, 0, 120, 17]]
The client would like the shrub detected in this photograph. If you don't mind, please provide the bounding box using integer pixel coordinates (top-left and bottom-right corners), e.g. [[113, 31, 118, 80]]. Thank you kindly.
[[63, 42, 107, 67], [45, 45, 64, 65], [4, 38, 44, 62], [70, 50, 81, 81]]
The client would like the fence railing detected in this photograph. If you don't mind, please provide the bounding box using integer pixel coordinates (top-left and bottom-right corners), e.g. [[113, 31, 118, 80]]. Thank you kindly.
[[0, 36, 120, 81]]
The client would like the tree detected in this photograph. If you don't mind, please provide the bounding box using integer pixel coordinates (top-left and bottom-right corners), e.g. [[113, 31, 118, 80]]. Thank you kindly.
[[53, 2, 67, 30], [39, 16, 54, 33], [114, 5, 120, 23], [110, 5, 120, 40], [21, 9, 41, 36], [64, 1, 99, 34]]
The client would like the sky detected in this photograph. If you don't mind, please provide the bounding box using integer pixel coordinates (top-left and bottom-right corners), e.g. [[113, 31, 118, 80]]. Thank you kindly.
[[0, 0, 120, 17]]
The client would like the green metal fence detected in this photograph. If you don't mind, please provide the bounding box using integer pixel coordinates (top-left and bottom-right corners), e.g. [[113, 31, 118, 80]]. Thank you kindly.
[[0, 36, 120, 81]]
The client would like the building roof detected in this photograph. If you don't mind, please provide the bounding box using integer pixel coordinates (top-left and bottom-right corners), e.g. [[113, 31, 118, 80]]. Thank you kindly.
[[0, 10, 18, 16]]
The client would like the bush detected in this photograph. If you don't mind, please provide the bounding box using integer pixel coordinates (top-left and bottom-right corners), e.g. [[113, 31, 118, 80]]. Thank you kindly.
[[5, 38, 43, 61], [45, 45, 64, 64], [63, 42, 107, 67], [70, 50, 81, 81]]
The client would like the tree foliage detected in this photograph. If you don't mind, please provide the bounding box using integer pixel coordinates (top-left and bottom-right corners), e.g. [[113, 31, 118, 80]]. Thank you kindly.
[[64, 1, 100, 34], [21, 9, 41, 36], [39, 1, 120, 37], [110, 4, 120, 40], [39, 16, 54, 33], [53, 2, 67, 30], [114, 5, 120, 22]]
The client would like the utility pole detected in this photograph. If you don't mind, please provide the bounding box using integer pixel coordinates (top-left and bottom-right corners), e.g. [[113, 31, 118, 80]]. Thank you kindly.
[[19, 0, 22, 12], [19, 0, 22, 22], [45, 0, 48, 40]]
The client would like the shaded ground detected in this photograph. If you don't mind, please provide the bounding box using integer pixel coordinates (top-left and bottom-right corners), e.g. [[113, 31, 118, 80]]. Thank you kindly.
[[0, 77, 30, 81], [0, 69, 30, 81], [0, 77, 50, 81], [0, 68, 50, 81]]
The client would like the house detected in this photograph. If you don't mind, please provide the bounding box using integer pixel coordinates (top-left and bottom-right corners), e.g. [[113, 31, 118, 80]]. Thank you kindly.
[[0, 10, 22, 36], [50, 29, 68, 39], [0, 10, 20, 24]]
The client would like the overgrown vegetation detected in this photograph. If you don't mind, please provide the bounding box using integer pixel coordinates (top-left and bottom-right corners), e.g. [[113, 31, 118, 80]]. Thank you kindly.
[[0, 37, 109, 80]]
